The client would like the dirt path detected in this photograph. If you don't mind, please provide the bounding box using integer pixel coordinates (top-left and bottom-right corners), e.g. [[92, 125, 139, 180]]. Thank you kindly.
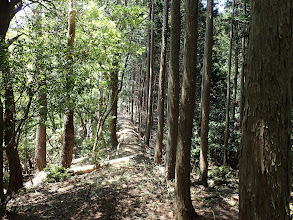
[[6, 117, 238, 219]]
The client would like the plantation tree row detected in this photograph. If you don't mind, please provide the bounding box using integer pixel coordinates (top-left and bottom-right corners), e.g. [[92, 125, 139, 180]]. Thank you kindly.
[[0, 0, 292, 219]]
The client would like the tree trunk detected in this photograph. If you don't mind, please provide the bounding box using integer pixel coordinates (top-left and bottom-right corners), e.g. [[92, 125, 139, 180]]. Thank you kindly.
[[223, 0, 235, 166], [166, 0, 181, 180], [0, 98, 5, 217], [110, 65, 118, 150], [154, 0, 169, 164], [239, 1, 292, 219], [62, 110, 74, 168], [145, 2, 155, 147], [239, 0, 247, 126], [199, 0, 213, 188], [62, 0, 76, 168], [231, 21, 239, 122], [174, 0, 199, 218], [34, 9, 47, 171]]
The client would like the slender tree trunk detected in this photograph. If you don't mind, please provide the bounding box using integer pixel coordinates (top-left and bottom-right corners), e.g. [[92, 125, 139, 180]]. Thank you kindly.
[[131, 69, 135, 123], [154, 0, 169, 164], [199, 0, 213, 188], [62, 0, 76, 168], [144, 6, 152, 134], [223, 0, 235, 166], [145, 2, 155, 147], [0, 98, 5, 217], [239, 1, 292, 219], [166, 0, 181, 180], [239, 0, 247, 126], [231, 19, 239, 122], [138, 66, 143, 136], [174, 0, 199, 219], [34, 9, 47, 171], [110, 64, 119, 150]]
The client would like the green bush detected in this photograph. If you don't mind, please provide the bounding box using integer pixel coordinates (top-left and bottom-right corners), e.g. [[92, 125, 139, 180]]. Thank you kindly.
[[44, 165, 73, 183]]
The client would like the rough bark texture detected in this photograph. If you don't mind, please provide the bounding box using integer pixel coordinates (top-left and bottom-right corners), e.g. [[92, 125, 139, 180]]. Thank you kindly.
[[223, 0, 235, 166], [200, 0, 213, 188], [145, 3, 154, 147], [62, 110, 74, 168], [110, 66, 118, 150], [0, 99, 4, 217], [174, 0, 199, 219], [62, 0, 76, 168], [166, 0, 180, 180], [34, 10, 47, 171], [154, 0, 169, 164], [239, 1, 292, 219]]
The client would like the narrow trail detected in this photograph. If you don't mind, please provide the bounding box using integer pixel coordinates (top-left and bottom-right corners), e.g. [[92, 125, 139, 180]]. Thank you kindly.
[[6, 117, 174, 220]]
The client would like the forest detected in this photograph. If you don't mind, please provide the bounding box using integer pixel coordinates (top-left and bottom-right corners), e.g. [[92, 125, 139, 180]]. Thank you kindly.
[[0, 0, 292, 219]]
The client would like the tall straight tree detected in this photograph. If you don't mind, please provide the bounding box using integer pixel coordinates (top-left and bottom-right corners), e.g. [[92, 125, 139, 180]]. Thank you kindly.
[[34, 8, 47, 171], [61, 0, 76, 168], [239, 0, 292, 219], [0, 0, 23, 193], [154, 0, 169, 164], [239, 0, 247, 126], [174, 0, 199, 218], [199, 0, 213, 188], [166, 0, 180, 180], [223, 0, 235, 166], [109, 59, 119, 150], [145, 2, 154, 147]]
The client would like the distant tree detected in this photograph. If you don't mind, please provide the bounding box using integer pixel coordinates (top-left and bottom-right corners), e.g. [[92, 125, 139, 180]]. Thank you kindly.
[[154, 0, 169, 164], [239, 0, 247, 126], [174, 0, 199, 218], [61, 0, 76, 168], [239, 0, 292, 219], [166, 0, 180, 180], [199, 0, 213, 188], [223, 0, 235, 166]]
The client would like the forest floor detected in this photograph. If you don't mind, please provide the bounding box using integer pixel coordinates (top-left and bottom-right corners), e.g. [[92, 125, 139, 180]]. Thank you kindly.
[[6, 116, 239, 220]]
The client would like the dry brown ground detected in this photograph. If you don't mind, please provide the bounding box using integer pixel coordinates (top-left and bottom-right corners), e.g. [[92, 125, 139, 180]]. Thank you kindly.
[[6, 117, 238, 220]]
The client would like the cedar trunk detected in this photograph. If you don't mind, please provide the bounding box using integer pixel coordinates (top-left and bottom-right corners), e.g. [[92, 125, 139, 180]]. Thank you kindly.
[[62, 0, 76, 168], [154, 0, 169, 164], [145, 2, 155, 147], [223, 0, 235, 166], [62, 110, 74, 168], [174, 0, 199, 219], [199, 0, 213, 188], [166, 0, 180, 180], [110, 66, 118, 150], [239, 1, 292, 219]]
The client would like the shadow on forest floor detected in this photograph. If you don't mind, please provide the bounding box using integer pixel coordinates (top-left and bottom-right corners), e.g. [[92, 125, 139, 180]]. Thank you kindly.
[[6, 116, 239, 219]]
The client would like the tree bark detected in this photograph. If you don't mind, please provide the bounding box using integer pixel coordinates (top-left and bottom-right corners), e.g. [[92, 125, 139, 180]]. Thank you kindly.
[[166, 0, 180, 180], [62, 110, 74, 168], [145, 2, 155, 147], [62, 0, 76, 168], [239, 0, 247, 126], [34, 9, 47, 171], [231, 20, 239, 122], [154, 0, 169, 164], [174, 0, 199, 218], [199, 0, 213, 188], [239, 1, 292, 219], [110, 64, 119, 150], [223, 0, 235, 166]]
